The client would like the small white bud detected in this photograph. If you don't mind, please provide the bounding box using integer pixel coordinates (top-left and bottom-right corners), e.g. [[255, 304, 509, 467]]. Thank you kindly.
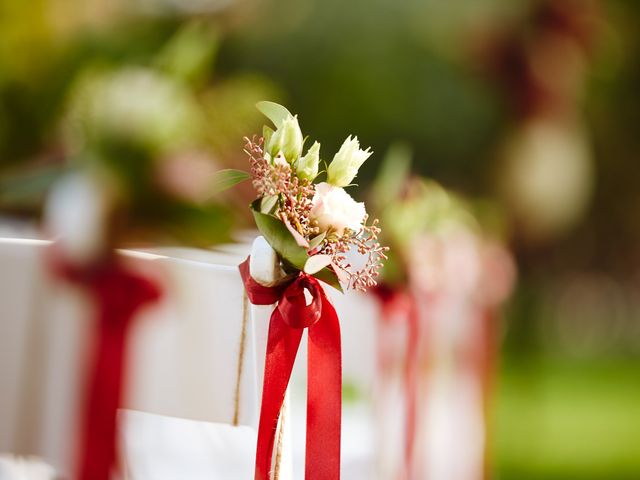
[[326, 135, 372, 187], [267, 114, 303, 163], [296, 141, 320, 180]]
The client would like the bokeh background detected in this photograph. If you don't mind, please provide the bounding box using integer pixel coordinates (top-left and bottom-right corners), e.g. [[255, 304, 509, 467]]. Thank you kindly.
[[1, 0, 639, 478]]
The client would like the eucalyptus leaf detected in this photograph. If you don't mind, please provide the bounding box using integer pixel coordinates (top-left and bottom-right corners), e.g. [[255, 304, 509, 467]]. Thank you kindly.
[[251, 207, 308, 270], [256, 101, 292, 128], [209, 169, 250, 196], [260, 194, 278, 214], [308, 232, 327, 250], [313, 266, 344, 293], [304, 254, 332, 274]]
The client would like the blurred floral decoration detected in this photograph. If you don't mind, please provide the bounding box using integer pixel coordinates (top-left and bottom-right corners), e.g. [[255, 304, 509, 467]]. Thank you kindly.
[[371, 144, 516, 318], [0, 7, 279, 248], [486, 0, 600, 244], [369, 144, 516, 479]]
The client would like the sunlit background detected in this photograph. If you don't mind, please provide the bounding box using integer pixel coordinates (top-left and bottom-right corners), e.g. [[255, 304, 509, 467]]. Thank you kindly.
[[1, 0, 639, 478]]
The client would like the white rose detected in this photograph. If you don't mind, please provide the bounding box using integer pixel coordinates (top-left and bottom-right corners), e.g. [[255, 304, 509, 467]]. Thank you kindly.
[[310, 182, 366, 235]]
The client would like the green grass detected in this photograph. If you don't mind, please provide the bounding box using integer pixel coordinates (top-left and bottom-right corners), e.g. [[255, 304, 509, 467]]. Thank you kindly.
[[493, 357, 640, 480]]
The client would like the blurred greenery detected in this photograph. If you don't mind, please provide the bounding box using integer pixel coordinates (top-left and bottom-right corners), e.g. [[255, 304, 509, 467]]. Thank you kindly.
[[218, 0, 507, 189], [496, 356, 640, 480]]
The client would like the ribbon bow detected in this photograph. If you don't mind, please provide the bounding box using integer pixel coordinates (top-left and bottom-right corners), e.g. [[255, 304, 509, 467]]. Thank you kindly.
[[239, 257, 342, 480], [49, 252, 160, 480]]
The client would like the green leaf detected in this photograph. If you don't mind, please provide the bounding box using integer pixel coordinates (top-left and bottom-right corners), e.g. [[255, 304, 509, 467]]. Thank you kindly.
[[313, 266, 344, 293], [209, 169, 249, 196], [251, 206, 308, 270], [263, 125, 275, 150], [308, 232, 327, 250], [256, 101, 292, 128], [154, 21, 220, 87], [260, 194, 278, 214], [371, 142, 412, 208]]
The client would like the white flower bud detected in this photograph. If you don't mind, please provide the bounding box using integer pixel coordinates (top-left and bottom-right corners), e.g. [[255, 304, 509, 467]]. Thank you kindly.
[[250, 236, 285, 286], [267, 114, 303, 163], [326, 135, 372, 187], [297, 141, 320, 180]]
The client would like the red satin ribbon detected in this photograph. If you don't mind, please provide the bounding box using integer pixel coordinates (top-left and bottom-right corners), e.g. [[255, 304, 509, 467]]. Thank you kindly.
[[50, 252, 160, 480], [239, 257, 342, 480], [373, 285, 420, 480]]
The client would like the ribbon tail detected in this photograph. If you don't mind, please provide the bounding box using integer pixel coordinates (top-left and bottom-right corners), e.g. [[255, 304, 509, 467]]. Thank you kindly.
[[306, 297, 342, 480], [404, 298, 420, 480], [255, 310, 303, 480], [76, 267, 160, 480], [78, 309, 129, 480]]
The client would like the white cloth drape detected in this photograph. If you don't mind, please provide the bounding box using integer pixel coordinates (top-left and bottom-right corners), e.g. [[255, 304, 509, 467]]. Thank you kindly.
[[0, 236, 290, 479]]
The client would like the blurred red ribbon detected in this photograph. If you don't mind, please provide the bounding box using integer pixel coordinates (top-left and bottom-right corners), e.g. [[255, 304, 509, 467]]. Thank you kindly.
[[49, 252, 160, 480], [477, 308, 497, 480], [239, 257, 342, 480], [373, 285, 420, 480]]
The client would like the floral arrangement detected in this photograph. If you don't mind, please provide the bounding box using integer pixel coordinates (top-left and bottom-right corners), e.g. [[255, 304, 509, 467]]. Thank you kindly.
[[369, 144, 515, 300], [244, 101, 387, 292]]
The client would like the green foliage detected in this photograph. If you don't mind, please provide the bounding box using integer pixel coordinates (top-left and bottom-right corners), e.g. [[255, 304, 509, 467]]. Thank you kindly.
[[209, 169, 250, 197], [311, 266, 343, 293], [260, 195, 278, 214], [256, 101, 292, 129], [496, 357, 640, 480], [370, 142, 412, 209], [250, 201, 343, 290], [154, 21, 220, 87], [251, 203, 308, 270]]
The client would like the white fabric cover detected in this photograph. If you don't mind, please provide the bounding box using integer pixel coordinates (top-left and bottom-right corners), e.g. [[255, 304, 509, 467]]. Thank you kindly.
[[0, 235, 291, 479], [119, 410, 256, 480]]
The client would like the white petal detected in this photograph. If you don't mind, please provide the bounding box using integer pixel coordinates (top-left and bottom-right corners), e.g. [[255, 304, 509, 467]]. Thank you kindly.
[[304, 254, 333, 274]]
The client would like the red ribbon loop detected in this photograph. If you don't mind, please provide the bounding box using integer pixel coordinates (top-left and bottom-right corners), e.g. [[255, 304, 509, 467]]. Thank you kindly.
[[239, 257, 341, 480], [278, 277, 323, 328], [238, 259, 286, 305]]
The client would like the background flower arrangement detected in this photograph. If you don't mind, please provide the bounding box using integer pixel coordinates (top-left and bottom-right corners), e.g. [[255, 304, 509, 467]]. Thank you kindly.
[[370, 144, 512, 297], [0, 20, 277, 250]]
